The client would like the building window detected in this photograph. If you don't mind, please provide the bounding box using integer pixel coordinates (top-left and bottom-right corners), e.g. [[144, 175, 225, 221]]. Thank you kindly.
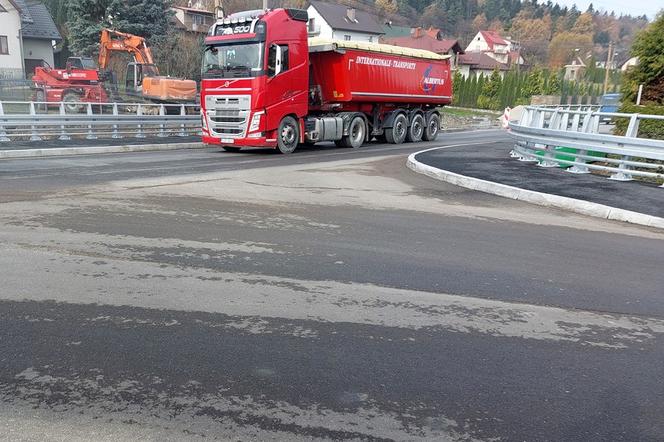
[[0, 36, 8, 55], [191, 14, 209, 25], [368, 36, 373, 42], [344, 35, 351, 41]]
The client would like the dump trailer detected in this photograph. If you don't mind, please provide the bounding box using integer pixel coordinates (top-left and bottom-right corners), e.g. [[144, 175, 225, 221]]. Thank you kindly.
[[200, 8, 452, 153]]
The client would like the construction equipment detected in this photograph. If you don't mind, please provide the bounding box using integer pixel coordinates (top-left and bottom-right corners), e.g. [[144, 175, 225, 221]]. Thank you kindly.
[[99, 29, 197, 103], [32, 29, 197, 109]]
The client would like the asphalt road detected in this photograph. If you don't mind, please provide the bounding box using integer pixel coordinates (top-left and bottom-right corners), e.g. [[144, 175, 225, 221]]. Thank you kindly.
[[1, 130, 663, 441]]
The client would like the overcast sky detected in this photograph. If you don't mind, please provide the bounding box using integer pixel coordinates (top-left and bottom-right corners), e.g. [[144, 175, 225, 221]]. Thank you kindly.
[[554, 0, 663, 19]]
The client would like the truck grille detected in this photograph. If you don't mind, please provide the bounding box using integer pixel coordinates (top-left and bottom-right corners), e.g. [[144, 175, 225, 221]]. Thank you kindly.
[[204, 94, 250, 138]]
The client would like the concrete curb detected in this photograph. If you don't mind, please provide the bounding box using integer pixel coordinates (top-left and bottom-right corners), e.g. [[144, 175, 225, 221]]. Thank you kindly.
[[0, 141, 206, 159], [407, 147, 664, 230]]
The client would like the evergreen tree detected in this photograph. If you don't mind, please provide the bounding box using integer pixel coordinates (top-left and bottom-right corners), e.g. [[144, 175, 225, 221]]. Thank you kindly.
[[107, 0, 173, 45], [67, 0, 113, 55], [477, 69, 502, 110], [620, 13, 664, 105]]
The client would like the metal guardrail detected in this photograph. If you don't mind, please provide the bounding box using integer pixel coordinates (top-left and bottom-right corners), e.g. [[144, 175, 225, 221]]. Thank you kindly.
[[0, 101, 201, 142], [508, 105, 664, 187]]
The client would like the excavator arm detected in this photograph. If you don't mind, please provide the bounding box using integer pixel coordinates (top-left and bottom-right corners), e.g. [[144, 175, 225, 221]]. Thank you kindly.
[[98, 29, 155, 70]]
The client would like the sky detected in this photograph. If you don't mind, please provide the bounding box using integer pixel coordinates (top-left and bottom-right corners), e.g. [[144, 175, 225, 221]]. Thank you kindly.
[[553, 0, 663, 19]]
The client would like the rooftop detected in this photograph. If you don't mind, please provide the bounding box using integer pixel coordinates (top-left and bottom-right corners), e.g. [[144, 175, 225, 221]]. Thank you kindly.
[[13, 0, 62, 41], [458, 51, 509, 71], [308, 1, 384, 35]]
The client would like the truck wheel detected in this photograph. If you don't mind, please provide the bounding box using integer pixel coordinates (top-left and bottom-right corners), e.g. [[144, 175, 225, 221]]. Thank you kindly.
[[407, 114, 424, 142], [222, 146, 241, 152], [385, 113, 407, 144], [62, 91, 84, 113], [341, 116, 366, 148], [423, 113, 441, 141], [277, 116, 299, 154]]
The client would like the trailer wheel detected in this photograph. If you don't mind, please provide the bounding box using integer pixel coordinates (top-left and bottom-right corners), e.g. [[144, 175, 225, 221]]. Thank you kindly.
[[385, 113, 407, 144], [407, 114, 424, 142], [423, 113, 440, 141], [341, 116, 366, 148], [222, 146, 241, 152], [277, 116, 299, 154]]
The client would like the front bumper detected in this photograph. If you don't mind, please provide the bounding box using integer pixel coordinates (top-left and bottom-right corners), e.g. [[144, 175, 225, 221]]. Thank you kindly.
[[202, 134, 277, 148]]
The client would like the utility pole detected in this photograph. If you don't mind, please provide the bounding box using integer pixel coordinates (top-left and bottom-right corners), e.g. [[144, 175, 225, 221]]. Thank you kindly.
[[263, 0, 268, 10], [603, 42, 613, 95]]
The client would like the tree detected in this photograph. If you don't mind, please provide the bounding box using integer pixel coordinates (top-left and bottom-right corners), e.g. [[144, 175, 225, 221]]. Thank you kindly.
[[477, 68, 502, 110], [620, 13, 664, 105], [376, 0, 399, 15], [67, 0, 112, 55], [571, 12, 594, 35], [107, 0, 173, 46], [472, 13, 488, 32], [548, 32, 593, 68]]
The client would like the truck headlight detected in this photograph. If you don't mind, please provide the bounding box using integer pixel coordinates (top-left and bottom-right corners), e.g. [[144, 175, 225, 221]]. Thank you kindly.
[[249, 111, 263, 133]]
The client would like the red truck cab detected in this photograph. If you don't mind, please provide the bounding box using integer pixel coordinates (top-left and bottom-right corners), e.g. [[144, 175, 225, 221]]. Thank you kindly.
[[201, 8, 452, 153]]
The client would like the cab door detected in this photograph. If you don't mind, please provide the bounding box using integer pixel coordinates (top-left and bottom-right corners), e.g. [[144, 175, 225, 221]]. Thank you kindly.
[[264, 41, 309, 132]]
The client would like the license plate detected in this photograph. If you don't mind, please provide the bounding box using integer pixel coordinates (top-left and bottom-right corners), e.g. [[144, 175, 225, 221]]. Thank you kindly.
[[221, 138, 234, 144]]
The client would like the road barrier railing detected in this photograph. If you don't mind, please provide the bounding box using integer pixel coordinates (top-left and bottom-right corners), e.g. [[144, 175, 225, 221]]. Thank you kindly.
[[0, 101, 201, 142], [508, 106, 664, 187]]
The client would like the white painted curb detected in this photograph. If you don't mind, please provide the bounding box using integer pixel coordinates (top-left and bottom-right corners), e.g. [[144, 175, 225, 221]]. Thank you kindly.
[[0, 141, 206, 159], [407, 147, 664, 230]]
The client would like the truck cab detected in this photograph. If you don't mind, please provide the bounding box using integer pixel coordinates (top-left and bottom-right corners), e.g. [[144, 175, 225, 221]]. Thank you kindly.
[[201, 9, 309, 151]]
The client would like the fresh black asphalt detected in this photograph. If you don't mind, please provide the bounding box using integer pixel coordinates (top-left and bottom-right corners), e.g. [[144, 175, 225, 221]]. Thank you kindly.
[[415, 141, 664, 218]]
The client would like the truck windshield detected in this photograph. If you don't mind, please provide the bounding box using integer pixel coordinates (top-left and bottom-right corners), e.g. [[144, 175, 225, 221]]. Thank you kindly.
[[202, 42, 264, 78]]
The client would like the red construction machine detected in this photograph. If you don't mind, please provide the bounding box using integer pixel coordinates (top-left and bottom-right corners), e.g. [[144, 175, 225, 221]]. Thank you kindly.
[[32, 29, 197, 109]]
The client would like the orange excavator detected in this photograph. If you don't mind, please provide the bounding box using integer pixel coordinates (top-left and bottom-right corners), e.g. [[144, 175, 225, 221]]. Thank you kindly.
[[98, 29, 197, 102], [33, 29, 197, 107]]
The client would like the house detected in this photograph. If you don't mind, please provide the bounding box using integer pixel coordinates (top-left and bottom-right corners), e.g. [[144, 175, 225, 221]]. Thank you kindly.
[[0, 0, 23, 79], [382, 27, 463, 70], [15, 0, 62, 76], [457, 51, 509, 79], [564, 56, 586, 82], [0, 0, 61, 79], [620, 56, 638, 72], [172, 2, 215, 34], [307, 0, 384, 43], [382, 22, 412, 38], [465, 30, 525, 67]]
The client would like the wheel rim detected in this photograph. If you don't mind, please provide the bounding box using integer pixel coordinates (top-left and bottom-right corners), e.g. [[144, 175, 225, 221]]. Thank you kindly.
[[395, 120, 405, 139], [281, 124, 296, 145], [351, 120, 364, 145], [429, 118, 439, 136], [412, 118, 423, 139]]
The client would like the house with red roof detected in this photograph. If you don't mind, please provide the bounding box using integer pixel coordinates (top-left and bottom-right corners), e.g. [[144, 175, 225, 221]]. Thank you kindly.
[[465, 30, 525, 68], [382, 27, 464, 70]]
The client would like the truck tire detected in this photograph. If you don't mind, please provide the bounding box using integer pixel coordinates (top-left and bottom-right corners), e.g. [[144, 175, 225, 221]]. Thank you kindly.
[[222, 146, 241, 152], [423, 113, 440, 141], [277, 116, 299, 154], [385, 113, 407, 144], [406, 113, 424, 142], [341, 116, 366, 148]]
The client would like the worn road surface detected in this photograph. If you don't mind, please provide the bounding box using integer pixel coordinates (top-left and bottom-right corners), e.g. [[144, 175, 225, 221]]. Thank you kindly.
[[1, 130, 663, 441]]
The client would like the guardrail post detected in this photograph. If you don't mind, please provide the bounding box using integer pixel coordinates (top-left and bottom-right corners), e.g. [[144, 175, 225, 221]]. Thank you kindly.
[[609, 114, 639, 182], [0, 102, 10, 142], [158, 104, 167, 137], [112, 103, 122, 139], [136, 104, 146, 138], [178, 105, 187, 137], [29, 101, 42, 142], [58, 102, 71, 141], [85, 103, 97, 140]]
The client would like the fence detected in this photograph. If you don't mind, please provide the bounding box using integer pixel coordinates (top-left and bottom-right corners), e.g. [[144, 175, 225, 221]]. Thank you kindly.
[[0, 101, 201, 142], [508, 105, 664, 187]]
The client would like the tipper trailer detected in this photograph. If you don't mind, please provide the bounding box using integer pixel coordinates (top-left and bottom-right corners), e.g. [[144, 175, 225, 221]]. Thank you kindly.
[[201, 8, 452, 153]]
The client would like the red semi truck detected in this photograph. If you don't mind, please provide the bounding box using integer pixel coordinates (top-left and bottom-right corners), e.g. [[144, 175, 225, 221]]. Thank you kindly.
[[201, 8, 452, 154]]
